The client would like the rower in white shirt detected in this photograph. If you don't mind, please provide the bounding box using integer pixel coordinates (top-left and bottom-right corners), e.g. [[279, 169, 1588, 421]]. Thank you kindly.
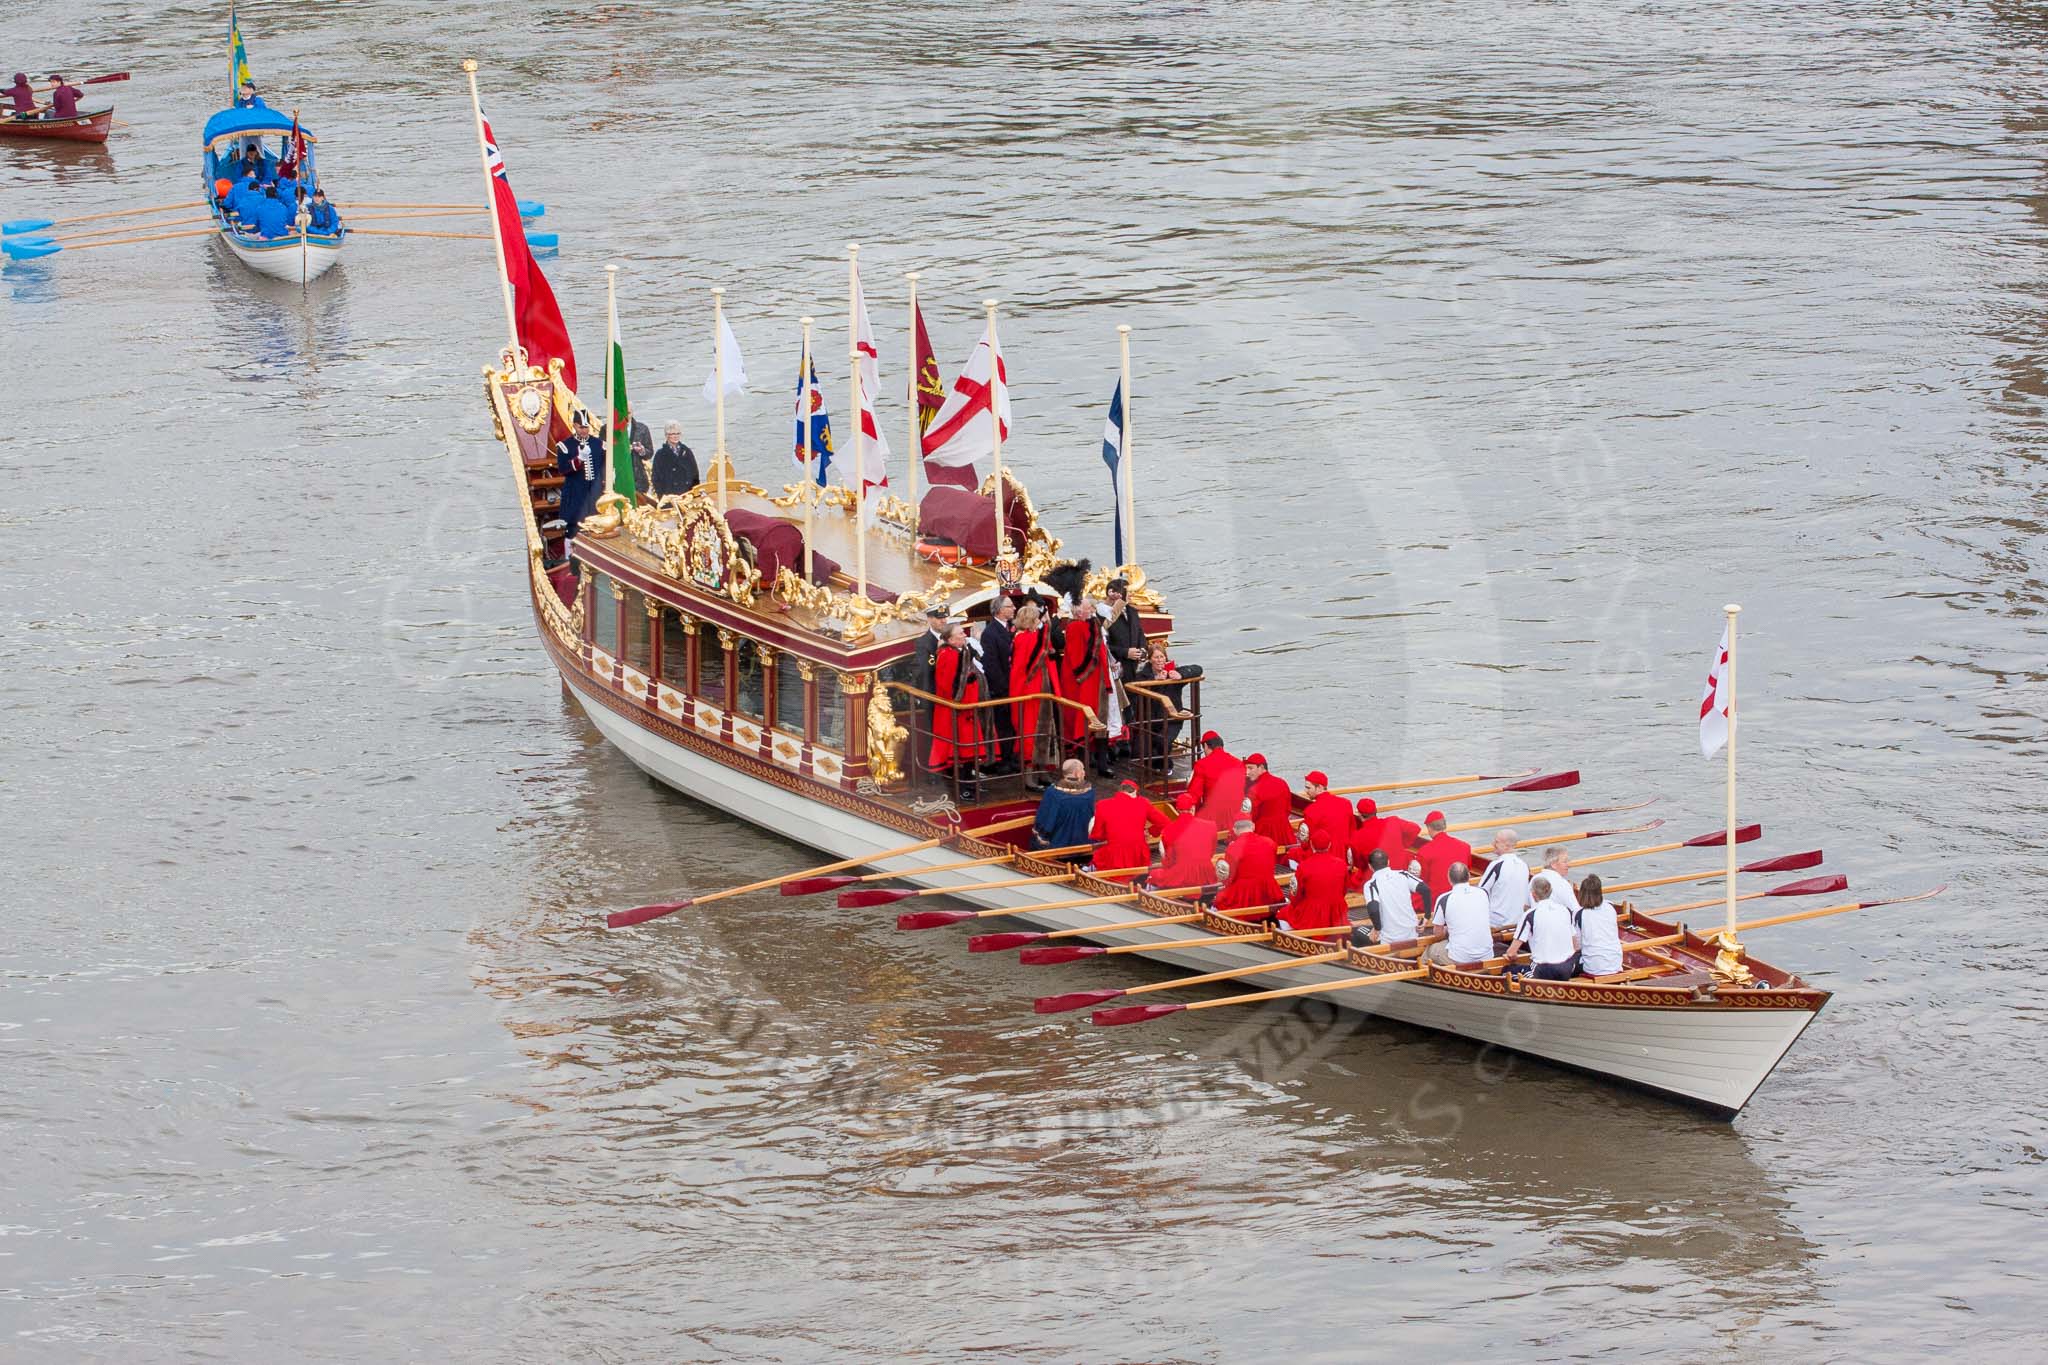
[[1478, 828, 1530, 937], [1358, 848, 1425, 946], [1504, 873, 1581, 980], [1574, 872, 1623, 977], [1423, 862, 1492, 968]]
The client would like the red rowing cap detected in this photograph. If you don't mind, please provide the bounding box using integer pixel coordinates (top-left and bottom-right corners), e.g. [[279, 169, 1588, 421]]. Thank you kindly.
[[1200, 730, 1221, 744], [1175, 791, 1198, 812], [1355, 797, 1377, 816], [1306, 770, 1329, 787], [1424, 810, 1446, 825], [1245, 753, 1268, 767], [1118, 779, 1140, 794]]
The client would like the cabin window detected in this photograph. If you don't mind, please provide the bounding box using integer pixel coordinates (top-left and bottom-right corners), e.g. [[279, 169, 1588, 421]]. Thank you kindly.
[[775, 655, 807, 736], [818, 675, 847, 751], [591, 573, 619, 655], [734, 640, 766, 719], [660, 610, 689, 688], [697, 631, 728, 707], [620, 589, 649, 671]]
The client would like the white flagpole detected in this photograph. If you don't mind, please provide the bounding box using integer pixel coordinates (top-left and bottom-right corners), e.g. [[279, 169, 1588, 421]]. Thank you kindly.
[[905, 270, 921, 538], [801, 315, 816, 583], [604, 263, 619, 494], [1118, 322, 1135, 567], [985, 298, 1003, 577], [713, 285, 728, 513], [460, 60, 519, 360], [849, 243, 867, 604], [1723, 602, 1741, 940]]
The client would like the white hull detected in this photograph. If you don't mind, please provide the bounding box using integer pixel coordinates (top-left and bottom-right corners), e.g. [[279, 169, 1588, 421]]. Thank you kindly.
[[570, 675, 1819, 1115], [218, 227, 341, 284]]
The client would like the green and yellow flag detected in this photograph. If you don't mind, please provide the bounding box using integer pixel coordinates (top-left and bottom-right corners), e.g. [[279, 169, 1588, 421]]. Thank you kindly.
[[227, 5, 253, 105]]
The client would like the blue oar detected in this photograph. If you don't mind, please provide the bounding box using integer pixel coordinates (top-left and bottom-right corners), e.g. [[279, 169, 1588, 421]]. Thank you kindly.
[[3, 238, 61, 259], [518, 199, 544, 219], [526, 231, 558, 248], [3, 218, 55, 235]]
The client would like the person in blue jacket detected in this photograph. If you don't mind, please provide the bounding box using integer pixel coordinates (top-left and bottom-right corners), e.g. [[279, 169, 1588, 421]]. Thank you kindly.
[[237, 80, 266, 110], [226, 174, 263, 226], [250, 185, 290, 238], [306, 189, 340, 235]]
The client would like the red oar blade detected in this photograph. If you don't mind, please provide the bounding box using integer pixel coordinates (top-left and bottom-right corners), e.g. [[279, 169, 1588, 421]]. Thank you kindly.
[[781, 874, 861, 896], [1740, 849, 1822, 874], [1768, 874, 1847, 896], [84, 72, 131, 84], [1035, 987, 1125, 1014], [1683, 823, 1762, 848], [1505, 769, 1580, 793], [840, 887, 918, 908], [896, 909, 978, 931], [969, 931, 1046, 953], [1092, 1002, 1187, 1027], [1019, 945, 1107, 966], [606, 899, 691, 929]]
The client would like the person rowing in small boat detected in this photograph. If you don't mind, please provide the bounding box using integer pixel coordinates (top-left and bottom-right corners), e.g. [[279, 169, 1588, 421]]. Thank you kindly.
[[45, 75, 80, 120], [4, 73, 36, 118]]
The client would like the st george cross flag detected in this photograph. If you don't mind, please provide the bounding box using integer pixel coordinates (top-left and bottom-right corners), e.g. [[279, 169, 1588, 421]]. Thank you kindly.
[[702, 314, 749, 403], [1101, 380, 1127, 565], [793, 356, 835, 485], [480, 107, 577, 393], [921, 315, 1010, 490], [1698, 624, 1732, 757], [851, 261, 890, 513]]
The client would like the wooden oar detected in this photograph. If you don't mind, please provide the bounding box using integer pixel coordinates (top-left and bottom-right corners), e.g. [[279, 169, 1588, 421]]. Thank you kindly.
[[969, 899, 1217, 951], [1057, 943, 1353, 1018], [39, 72, 130, 86], [1449, 798, 1655, 838], [1086, 887, 1943, 1029], [606, 812, 1034, 929], [1605, 849, 1821, 895], [344, 227, 491, 241], [39, 215, 212, 243], [8, 226, 217, 258], [1573, 824, 1760, 868], [1484, 818, 1664, 851], [1092, 963, 1430, 1026], [1376, 770, 1578, 814], [784, 843, 1095, 895], [3, 199, 190, 235], [842, 866, 1148, 908], [1635, 874, 1845, 917], [907, 884, 1212, 933], [1329, 768, 1535, 798], [1022, 913, 1365, 968], [344, 208, 486, 222]]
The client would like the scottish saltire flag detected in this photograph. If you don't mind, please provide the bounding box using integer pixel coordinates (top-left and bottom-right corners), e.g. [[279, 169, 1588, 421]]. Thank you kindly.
[[227, 5, 253, 104], [1101, 380, 1126, 565], [793, 356, 835, 485]]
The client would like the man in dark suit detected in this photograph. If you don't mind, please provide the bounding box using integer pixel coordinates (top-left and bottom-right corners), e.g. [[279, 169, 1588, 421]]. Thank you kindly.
[[629, 414, 655, 497], [909, 605, 948, 787], [1105, 578, 1147, 684], [977, 596, 1017, 774], [650, 421, 700, 499]]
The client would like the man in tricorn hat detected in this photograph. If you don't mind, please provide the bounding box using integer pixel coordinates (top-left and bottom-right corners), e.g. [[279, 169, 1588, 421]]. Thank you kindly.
[[553, 411, 604, 538]]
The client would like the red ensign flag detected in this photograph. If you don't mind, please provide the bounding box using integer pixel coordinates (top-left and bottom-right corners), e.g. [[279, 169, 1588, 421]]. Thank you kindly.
[[480, 107, 576, 393]]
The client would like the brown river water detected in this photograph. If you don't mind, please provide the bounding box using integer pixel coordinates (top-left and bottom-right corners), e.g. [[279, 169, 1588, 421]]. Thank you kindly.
[[4, 2, 2045, 1359]]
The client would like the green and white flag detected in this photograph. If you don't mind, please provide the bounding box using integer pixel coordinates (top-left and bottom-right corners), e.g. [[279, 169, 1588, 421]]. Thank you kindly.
[[606, 294, 636, 502]]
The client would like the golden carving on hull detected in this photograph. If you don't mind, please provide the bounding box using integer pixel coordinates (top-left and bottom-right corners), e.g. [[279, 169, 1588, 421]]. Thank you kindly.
[[581, 491, 631, 540], [866, 685, 907, 786], [1712, 932, 1756, 985], [623, 490, 760, 609], [1083, 561, 1164, 611]]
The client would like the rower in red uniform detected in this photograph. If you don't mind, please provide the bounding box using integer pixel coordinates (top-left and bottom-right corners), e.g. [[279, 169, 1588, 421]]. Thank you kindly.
[[1299, 772, 1354, 852], [1244, 754, 1295, 847], [1186, 731, 1245, 829], [1413, 810, 1474, 902], [1349, 796, 1422, 888], [1286, 829, 1351, 932], [1090, 779, 1166, 881], [1150, 790, 1218, 890], [1214, 820, 1284, 917]]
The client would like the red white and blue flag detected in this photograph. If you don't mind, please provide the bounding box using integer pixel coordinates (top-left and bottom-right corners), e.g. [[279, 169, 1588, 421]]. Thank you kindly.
[[481, 106, 576, 393]]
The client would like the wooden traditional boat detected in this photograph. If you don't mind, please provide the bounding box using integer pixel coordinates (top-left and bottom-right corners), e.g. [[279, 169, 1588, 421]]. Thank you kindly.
[[200, 106, 341, 285], [475, 333, 1896, 1117], [0, 107, 114, 143]]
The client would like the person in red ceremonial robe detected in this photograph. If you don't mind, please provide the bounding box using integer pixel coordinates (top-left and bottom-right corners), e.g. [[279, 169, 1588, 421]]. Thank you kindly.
[[1008, 600, 1054, 783], [1286, 829, 1352, 933], [1050, 599, 1110, 775], [1413, 810, 1474, 902], [1300, 772, 1354, 853], [1214, 820, 1285, 917], [1090, 779, 1167, 881], [1244, 755, 1295, 848], [1186, 731, 1246, 830], [1150, 792, 1219, 890], [927, 623, 988, 783], [1348, 796, 1422, 889]]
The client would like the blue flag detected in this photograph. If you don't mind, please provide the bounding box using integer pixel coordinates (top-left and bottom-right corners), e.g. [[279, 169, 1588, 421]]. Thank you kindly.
[[1101, 379, 1126, 564], [793, 355, 835, 486]]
